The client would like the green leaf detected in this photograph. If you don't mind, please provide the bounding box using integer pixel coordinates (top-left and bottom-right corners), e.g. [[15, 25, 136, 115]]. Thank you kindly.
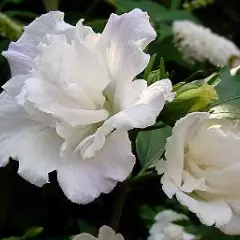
[[143, 53, 157, 81], [139, 205, 156, 221], [22, 226, 43, 239], [136, 125, 172, 170], [78, 218, 97, 236], [86, 19, 106, 32], [155, 10, 200, 23], [211, 67, 240, 119], [43, 0, 59, 11], [150, 36, 200, 71], [0, 0, 25, 10], [146, 58, 169, 84], [171, 0, 182, 9], [0, 12, 23, 40], [107, 0, 167, 19], [139, 205, 165, 228], [108, 0, 199, 24], [1, 237, 21, 240], [157, 23, 172, 41], [159, 57, 166, 79], [4, 10, 37, 19]]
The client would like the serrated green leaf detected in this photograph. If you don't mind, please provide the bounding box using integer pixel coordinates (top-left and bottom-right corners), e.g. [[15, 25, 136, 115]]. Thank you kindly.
[[136, 125, 172, 170]]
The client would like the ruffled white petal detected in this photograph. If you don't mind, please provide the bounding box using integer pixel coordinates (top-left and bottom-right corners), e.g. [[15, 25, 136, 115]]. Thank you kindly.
[[75, 19, 101, 47], [2, 11, 74, 76], [99, 226, 124, 240], [219, 202, 240, 235], [57, 130, 135, 204], [73, 226, 124, 240], [98, 9, 156, 82], [176, 191, 232, 227], [18, 34, 110, 126], [97, 9, 156, 111], [17, 127, 62, 186], [2, 75, 26, 97], [0, 93, 62, 186], [78, 79, 174, 158], [107, 79, 174, 130], [164, 112, 209, 189], [73, 233, 96, 240]]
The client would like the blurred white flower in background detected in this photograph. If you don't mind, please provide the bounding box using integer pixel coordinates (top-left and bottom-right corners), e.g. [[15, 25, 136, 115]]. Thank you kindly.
[[0, 9, 174, 204], [73, 226, 124, 240], [148, 210, 196, 240], [172, 20, 240, 67], [158, 112, 240, 235]]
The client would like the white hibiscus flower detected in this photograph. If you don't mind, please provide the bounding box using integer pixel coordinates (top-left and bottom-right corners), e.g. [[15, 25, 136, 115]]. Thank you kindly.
[[158, 112, 240, 234], [1, 9, 174, 204]]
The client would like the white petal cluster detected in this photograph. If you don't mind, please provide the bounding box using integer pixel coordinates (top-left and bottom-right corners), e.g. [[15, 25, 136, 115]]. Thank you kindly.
[[158, 112, 240, 235], [1, 10, 174, 204], [148, 210, 196, 240], [73, 226, 124, 240], [172, 20, 240, 67]]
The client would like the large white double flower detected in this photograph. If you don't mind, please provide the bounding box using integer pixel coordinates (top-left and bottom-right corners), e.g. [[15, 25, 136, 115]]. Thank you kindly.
[[1, 9, 173, 204], [158, 112, 240, 235]]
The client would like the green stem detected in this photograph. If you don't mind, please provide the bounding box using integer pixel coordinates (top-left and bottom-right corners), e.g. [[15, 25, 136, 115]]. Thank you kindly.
[[211, 95, 240, 108], [130, 171, 156, 187], [110, 182, 129, 231]]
